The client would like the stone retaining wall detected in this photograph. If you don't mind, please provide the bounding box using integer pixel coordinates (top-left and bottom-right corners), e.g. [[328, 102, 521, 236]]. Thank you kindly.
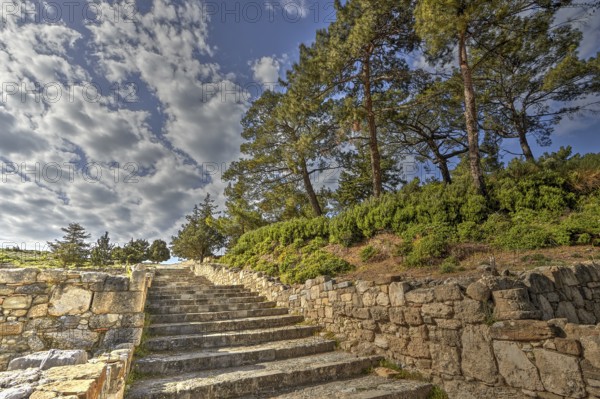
[[0, 265, 153, 372], [192, 261, 600, 399]]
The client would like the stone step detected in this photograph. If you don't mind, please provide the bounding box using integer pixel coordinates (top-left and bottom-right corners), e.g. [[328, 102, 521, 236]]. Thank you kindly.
[[148, 307, 290, 324], [148, 288, 251, 296], [146, 295, 267, 308], [146, 301, 278, 315], [134, 336, 336, 375], [144, 325, 320, 352], [148, 315, 305, 336], [150, 283, 213, 289], [147, 291, 257, 301], [150, 285, 245, 292], [127, 352, 383, 399], [243, 376, 433, 399]]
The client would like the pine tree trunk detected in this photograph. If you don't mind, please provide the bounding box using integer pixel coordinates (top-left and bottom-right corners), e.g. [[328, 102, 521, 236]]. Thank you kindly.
[[363, 53, 383, 197], [437, 156, 452, 184], [518, 129, 535, 162], [300, 158, 323, 216], [458, 33, 487, 197], [428, 139, 452, 184]]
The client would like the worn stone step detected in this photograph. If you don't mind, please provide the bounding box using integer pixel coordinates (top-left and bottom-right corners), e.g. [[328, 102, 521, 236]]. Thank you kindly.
[[127, 352, 383, 399], [146, 301, 278, 315], [148, 315, 305, 336], [243, 376, 433, 399], [151, 281, 242, 287], [148, 307, 290, 324], [144, 325, 320, 351], [150, 285, 245, 292], [134, 336, 336, 375], [149, 288, 250, 296], [146, 295, 267, 308], [148, 291, 256, 301]]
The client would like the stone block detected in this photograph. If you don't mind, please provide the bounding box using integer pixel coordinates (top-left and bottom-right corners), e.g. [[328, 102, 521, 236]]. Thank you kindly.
[[404, 307, 423, 326], [8, 349, 88, 370], [80, 272, 108, 284], [37, 269, 67, 283], [27, 304, 48, 318], [91, 291, 144, 314], [375, 292, 390, 306], [434, 283, 463, 301], [466, 280, 491, 302], [534, 348, 586, 398], [490, 320, 557, 341], [405, 288, 434, 304], [554, 338, 582, 356], [523, 272, 556, 294], [492, 288, 541, 321], [0, 322, 23, 336], [454, 298, 485, 323], [0, 268, 38, 284], [430, 342, 461, 376], [89, 314, 120, 329], [580, 335, 600, 369], [42, 329, 99, 351], [461, 324, 497, 384], [14, 283, 49, 295], [102, 276, 129, 291], [556, 301, 579, 323], [422, 303, 453, 318], [493, 341, 543, 390], [389, 307, 405, 325], [2, 295, 32, 310], [551, 267, 580, 288], [389, 282, 411, 306], [0, 386, 34, 399], [48, 285, 93, 316], [369, 306, 389, 322]]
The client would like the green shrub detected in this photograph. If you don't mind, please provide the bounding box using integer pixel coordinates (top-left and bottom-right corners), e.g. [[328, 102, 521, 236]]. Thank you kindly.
[[440, 256, 459, 273], [282, 250, 353, 284], [360, 245, 379, 262]]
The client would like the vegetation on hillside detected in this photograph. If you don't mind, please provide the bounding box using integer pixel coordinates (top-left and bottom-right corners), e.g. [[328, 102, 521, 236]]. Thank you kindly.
[[222, 150, 600, 283]]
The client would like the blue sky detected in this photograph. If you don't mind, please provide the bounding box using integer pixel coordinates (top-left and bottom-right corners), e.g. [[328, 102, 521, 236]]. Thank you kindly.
[[0, 0, 598, 250]]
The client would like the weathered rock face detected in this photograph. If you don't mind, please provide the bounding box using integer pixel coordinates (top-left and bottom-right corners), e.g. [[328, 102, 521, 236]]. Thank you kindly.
[[47, 285, 92, 316], [534, 348, 587, 398], [0, 347, 134, 399], [8, 349, 88, 371], [461, 325, 497, 384], [194, 261, 600, 399], [0, 266, 151, 371], [493, 341, 543, 390]]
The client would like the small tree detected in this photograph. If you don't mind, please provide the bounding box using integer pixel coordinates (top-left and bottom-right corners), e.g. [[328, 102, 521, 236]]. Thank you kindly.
[[90, 231, 114, 266], [48, 223, 91, 267], [148, 239, 170, 263], [171, 194, 226, 263], [122, 239, 150, 264]]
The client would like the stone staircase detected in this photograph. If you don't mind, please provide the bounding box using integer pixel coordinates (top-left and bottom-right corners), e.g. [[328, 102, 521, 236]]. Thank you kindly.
[[126, 267, 432, 399]]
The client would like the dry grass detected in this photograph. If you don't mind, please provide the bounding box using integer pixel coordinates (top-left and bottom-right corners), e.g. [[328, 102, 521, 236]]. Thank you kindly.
[[324, 233, 600, 280]]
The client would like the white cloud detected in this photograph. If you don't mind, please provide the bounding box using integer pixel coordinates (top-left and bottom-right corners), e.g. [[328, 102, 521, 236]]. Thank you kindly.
[[250, 56, 282, 85]]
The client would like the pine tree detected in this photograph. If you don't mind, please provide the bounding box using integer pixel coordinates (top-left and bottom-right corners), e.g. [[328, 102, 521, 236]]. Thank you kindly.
[[171, 194, 226, 263], [48, 223, 91, 267], [122, 239, 149, 264], [148, 239, 170, 263], [478, 7, 600, 161], [90, 231, 114, 266]]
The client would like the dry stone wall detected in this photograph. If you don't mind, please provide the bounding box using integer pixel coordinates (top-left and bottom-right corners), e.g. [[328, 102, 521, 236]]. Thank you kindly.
[[192, 261, 600, 399], [0, 265, 153, 371]]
